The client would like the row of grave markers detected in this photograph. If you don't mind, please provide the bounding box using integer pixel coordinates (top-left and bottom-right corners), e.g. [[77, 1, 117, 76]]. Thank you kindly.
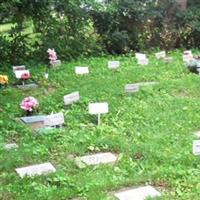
[[7, 50, 197, 200]]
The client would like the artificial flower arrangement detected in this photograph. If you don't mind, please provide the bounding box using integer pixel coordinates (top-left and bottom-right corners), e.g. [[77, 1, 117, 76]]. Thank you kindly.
[[21, 72, 31, 85], [20, 96, 39, 115], [47, 48, 61, 67], [0, 75, 8, 88]]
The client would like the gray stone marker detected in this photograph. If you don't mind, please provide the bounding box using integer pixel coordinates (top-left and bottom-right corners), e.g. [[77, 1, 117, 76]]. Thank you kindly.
[[79, 152, 117, 166], [193, 140, 200, 155], [44, 112, 64, 127], [15, 162, 56, 178], [125, 84, 140, 93], [114, 185, 161, 200], [50, 60, 61, 67], [64, 91, 80, 106], [21, 115, 46, 129], [75, 67, 89, 75], [13, 65, 26, 72], [108, 61, 120, 70], [17, 83, 38, 90], [4, 143, 18, 150]]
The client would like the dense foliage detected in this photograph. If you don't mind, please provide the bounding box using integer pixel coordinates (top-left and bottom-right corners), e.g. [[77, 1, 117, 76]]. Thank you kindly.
[[1, 0, 200, 65]]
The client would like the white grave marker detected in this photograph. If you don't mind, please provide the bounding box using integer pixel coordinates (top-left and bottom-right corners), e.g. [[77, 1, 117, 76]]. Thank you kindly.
[[75, 67, 89, 75], [193, 140, 200, 155], [108, 61, 120, 70], [125, 84, 140, 93], [89, 102, 108, 125], [4, 143, 18, 150], [44, 112, 64, 127], [14, 70, 30, 79], [64, 91, 80, 106], [13, 65, 26, 72], [50, 60, 61, 67], [137, 58, 149, 65], [114, 185, 161, 200], [135, 53, 146, 60], [44, 73, 49, 79], [16, 162, 56, 178], [80, 152, 117, 166], [183, 50, 193, 63], [155, 51, 166, 59]]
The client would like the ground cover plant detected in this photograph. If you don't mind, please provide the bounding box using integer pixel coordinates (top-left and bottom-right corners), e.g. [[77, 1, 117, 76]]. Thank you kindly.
[[1, 50, 200, 199]]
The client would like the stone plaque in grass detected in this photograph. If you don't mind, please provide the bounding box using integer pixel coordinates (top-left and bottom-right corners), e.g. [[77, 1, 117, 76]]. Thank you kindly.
[[125, 84, 140, 93], [79, 152, 117, 166], [14, 70, 30, 79], [135, 53, 146, 60], [21, 115, 46, 129], [50, 60, 61, 67], [137, 58, 149, 65], [17, 83, 38, 90], [108, 61, 120, 70], [193, 140, 200, 155], [13, 65, 26, 72], [114, 185, 161, 200], [64, 91, 80, 106], [75, 67, 89, 75], [44, 112, 64, 127], [155, 51, 166, 59], [16, 162, 56, 178], [4, 143, 18, 150]]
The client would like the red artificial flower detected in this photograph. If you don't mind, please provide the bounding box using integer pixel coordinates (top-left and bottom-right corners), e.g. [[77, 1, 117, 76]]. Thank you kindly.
[[21, 73, 30, 80]]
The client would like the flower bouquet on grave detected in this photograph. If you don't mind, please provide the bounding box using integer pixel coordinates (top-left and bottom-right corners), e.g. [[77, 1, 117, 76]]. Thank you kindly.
[[47, 48, 61, 68], [0, 75, 8, 89], [21, 72, 31, 85], [20, 96, 39, 116]]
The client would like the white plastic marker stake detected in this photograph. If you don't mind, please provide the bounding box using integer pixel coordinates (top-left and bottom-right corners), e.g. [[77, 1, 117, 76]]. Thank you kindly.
[[44, 73, 49, 79], [108, 61, 120, 70], [193, 140, 200, 155], [89, 102, 108, 125], [75, 67, 89, 75]]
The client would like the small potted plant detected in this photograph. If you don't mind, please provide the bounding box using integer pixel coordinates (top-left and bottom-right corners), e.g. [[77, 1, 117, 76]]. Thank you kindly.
[[47, 48, 61, 67], [21, 72, 30, 85], [0, 75, 8, 89], [20, 96, 39, 116]]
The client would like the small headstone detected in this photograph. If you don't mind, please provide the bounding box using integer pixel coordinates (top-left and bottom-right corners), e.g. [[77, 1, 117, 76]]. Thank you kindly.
[[114, 185, 161, 200], [21, 115, 46, 129], [108, 61, 120, 70], [125, 84, 140, 93], [13, 65, 26, 72], [64, 91, 80, 106], [17, 83, 38, 90], [4, 143, 18, 150], [79, 152, 117, 166], [137, 58, 149, 65], [15, 162, 56, 178], [14, 70, 30, 79], [183, 50, 193, 63], [193, 140, 200, 155], [75, 67, 89, 75], [135, 53, 146, 60], [89, 102, 108, 125], [194, 131, 200, 138], [44, 112, 64, 127], [155, 51, 166, 59], [50, 60, 61, 67]]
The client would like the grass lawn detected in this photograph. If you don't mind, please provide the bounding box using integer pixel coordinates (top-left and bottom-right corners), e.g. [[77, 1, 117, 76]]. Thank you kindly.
[[1, 51, 200, 199]]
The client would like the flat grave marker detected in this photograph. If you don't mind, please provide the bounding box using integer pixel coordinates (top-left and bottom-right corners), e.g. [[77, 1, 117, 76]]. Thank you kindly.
[[15, 162, 56, 178], [193, 140, 200, 155], [4, 143, 18, 150], [183, 50, 193, 63], [114, 185, 161, 200], [155, 51, 166, 59], [75, 67, 89, 75], [13, 65, 26, 72], [89, 102, 108, 125], [64, 91, 80, 106], [21, 115, 46, 129], [137, 58, 149, 65], [17, 83, 38, 90], [50, 60, 61, 67], [135, 53, 146, 60], [44, 112, 64, 127], [125, 84, 140, 93], [108, 61, 120, 70], [79, 152, 117, 166]]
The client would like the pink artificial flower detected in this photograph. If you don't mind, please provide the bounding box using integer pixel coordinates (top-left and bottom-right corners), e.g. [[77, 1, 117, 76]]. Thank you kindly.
[[21, 73, 30, 80], [47, 48, 57, 62], [20, 96, 38, 112]]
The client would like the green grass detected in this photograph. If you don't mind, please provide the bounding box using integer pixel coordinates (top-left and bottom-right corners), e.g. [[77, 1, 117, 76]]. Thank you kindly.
[[1, 50, 200, 199]]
